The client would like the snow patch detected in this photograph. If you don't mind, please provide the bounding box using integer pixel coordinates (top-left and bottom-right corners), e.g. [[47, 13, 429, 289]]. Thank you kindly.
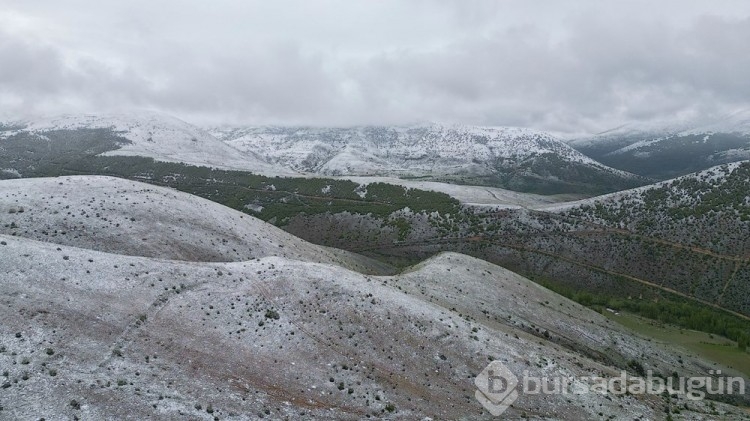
[[1, 168, 21, 178]]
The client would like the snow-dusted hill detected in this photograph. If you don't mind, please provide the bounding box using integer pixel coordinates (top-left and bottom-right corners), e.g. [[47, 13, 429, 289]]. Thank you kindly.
[[571, 111, 750, 179], [1, 175, 748, 419], [2, 233, 744, 419], [538, 161, 750, 290], [1, 112, 293, 175], [538, 161, 748, 212], [210, 124, 642, 194], [0, 176, 392, 274]]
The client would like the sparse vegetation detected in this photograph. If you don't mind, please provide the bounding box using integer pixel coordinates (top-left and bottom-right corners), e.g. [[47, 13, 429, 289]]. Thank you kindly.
[[1, 125, 749, 419], [627, 359, 646, 376], [264, 309, 280, 320]]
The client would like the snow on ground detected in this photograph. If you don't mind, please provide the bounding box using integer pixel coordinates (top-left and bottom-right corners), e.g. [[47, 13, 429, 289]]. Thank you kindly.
[[569, 111, 750, 153], [535, 161, 747, 212], [12, 111, 298, 176], [342, 175, 569, 208], [4, 113, 627, 207], [0, 168, 21, 178], [211, 123, 633, 178], [567, 120, 693, 148], [3, 235, 731, 420], [0, 175, 392, 274], [0, 175, 746, 419]]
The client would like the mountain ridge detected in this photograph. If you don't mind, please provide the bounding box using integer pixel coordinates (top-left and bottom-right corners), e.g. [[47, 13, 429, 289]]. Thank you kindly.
[[1, 111, 295, 176], [210, 123, 644, 194], [1, 112, 644, 195], [0, 175, 394, 274], [569, 111, 750, 179]]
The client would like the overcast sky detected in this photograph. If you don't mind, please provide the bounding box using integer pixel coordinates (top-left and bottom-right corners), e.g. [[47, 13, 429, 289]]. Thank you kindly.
[[2, 1, 750, 134]]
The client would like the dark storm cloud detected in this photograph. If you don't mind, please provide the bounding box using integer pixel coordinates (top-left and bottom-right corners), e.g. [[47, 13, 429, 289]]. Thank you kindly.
[[2, 1, 750, 133]]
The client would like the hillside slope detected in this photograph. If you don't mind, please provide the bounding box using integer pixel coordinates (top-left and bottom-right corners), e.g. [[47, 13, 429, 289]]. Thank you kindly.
[[550, 161, 750, 257], [0, 176, 393, 274], [535, 161, 750, 315], [1, 235, 746, 420], [0, 112, 291, 176], [211, 124, 644, 194], [278, 161, 750, 321]]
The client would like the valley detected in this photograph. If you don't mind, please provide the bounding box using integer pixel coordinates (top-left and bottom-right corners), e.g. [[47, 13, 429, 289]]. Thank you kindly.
[[1, 177, 748, 419], [1, 112, 749, 419], [602, 312, 750, 378], [5, 2, 750, 419]]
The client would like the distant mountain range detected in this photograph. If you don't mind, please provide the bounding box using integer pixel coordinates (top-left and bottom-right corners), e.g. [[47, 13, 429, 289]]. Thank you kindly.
[[6, 110, 750, 194], [210, 124, 643, 194], [0, 112, 644, 195], [569, 110, 750, 179], [3, 112, 750, 418]]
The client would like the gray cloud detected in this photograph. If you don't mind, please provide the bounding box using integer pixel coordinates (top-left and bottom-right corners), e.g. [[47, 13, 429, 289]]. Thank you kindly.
[[2, 1, 750, 133]]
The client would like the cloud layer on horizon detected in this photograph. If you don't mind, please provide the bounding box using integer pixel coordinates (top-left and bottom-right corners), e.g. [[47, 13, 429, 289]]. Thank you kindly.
[[2, 0, 750, 134]]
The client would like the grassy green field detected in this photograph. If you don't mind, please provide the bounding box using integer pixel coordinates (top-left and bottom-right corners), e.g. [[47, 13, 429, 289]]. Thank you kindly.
[[604, 311, 750, 377]]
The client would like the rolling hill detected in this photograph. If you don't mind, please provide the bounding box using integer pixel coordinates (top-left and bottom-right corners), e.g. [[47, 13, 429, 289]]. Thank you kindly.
[[0, 112, 290, 176], [279, 161, 750, 324], [1, 176, 747, 419], [553, 161, 750, 259], [0, 175, 393, 274]]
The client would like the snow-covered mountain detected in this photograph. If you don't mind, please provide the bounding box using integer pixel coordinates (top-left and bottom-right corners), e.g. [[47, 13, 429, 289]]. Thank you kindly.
[[210, 123, 643, 194], [1, 111, 292, 175], [2, 113, 641, 194], [570, 110, 750, 179]]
